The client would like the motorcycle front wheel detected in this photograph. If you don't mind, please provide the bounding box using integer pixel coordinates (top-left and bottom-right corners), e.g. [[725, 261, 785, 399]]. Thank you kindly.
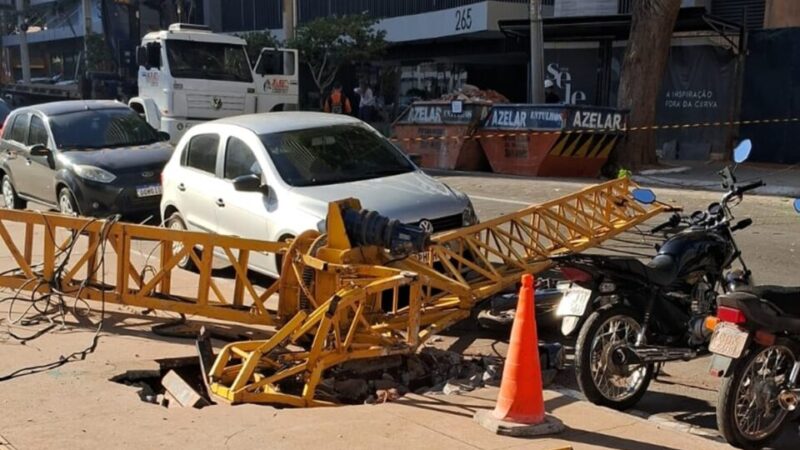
[[575, 306, 654, 410], [717, 343, 796, 449]]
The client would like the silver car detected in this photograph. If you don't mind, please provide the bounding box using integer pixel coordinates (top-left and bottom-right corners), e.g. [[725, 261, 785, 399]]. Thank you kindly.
[[160, 112, 476, 276]]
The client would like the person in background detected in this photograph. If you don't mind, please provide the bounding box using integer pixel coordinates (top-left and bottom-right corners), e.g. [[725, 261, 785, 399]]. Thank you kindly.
[[323, 83, 352, 115], [545, 79, 561, 104], [354, 81, 375, 122]]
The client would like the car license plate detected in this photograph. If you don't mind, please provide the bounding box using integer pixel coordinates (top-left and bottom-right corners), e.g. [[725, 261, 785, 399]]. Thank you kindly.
[[709, 323, 749, 359], [556, 287, 592, 317], [136, 184, 162, 198]]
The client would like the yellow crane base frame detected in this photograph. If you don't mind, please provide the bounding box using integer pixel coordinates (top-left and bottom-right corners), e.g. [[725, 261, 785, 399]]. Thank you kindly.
[[0, 178, 665, 407]]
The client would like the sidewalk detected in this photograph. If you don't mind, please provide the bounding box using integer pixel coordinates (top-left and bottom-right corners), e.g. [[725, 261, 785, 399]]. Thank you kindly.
[[0, 304, 731, 450], [634, 160, 800, 198]]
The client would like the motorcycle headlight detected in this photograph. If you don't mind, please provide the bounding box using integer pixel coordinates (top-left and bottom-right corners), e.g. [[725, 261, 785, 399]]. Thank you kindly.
[[462, 201, 478, 226], [73, 165, 116, 183]]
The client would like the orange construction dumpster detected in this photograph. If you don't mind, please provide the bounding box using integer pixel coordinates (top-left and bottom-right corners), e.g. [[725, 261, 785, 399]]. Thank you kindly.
[[480, 104, 627, 177], [392, 101, 491, 171]]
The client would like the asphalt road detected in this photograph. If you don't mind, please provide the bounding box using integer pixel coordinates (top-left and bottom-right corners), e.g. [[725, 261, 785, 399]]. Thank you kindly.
[[435, 171, 800, 448]]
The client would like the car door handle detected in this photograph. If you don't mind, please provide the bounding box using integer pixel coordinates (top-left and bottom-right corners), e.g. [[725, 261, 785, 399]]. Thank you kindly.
[[177, 183, 186, 192], [216, 198, 225, 207]]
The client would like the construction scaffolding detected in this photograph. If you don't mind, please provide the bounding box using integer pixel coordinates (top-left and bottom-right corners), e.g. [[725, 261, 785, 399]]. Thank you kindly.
[[0, 178, 666, 407]]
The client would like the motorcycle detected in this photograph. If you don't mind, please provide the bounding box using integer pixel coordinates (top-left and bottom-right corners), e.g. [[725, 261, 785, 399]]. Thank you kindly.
[[708, 198, 800, 449], [553, 139, 763, 410]]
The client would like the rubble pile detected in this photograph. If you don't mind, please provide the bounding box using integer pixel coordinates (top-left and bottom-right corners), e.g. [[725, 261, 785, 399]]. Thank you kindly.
[[438, 84, 509, 103], [321, 345, 562, 405]]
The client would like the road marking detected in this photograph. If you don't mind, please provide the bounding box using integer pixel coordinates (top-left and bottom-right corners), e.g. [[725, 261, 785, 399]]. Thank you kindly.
[[468, 195, 530, 206]]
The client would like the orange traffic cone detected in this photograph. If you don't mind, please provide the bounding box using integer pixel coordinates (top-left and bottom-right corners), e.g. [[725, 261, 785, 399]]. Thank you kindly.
[[474, 274, 565, 436]]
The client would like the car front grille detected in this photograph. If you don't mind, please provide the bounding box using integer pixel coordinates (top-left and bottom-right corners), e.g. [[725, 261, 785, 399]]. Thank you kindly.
[[410, 213, 462, 233]]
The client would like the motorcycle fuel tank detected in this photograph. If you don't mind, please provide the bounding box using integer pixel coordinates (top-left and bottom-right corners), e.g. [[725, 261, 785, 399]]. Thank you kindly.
[[657, 229, 733, 279]]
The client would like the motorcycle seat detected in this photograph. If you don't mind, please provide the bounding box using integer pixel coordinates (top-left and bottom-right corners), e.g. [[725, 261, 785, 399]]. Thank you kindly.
[[718, 287, 800, 332], [749, 285, 800, 316], [602, 254, 678, 287]]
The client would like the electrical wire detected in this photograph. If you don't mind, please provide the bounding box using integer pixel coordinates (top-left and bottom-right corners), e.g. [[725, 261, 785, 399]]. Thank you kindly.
[[0, 213, 120, 382]]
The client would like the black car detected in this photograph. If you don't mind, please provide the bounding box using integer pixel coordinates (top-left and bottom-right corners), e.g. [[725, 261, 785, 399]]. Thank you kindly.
[[0, 100, 172, 217]]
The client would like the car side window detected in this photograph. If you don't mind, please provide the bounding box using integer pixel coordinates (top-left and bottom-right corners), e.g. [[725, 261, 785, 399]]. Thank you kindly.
[[224, 137, 262, 180], [183, 134, 219, 174], [8, 114, 29, 143], [28, 116, 49, 147]]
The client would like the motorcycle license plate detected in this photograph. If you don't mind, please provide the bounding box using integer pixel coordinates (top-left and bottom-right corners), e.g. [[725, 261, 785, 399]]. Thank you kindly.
[[556, 287, 592, 317], [709, 323, 749, 359], [136, 184, 162, 198]]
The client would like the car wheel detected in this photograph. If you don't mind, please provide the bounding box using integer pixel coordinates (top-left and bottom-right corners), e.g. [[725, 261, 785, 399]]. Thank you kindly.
[[166, 212, 197, 271], [2, 175, 26, 209], [58, 187, 79, 216]]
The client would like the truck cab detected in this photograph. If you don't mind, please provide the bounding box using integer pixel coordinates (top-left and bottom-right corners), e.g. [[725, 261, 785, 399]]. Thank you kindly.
[[129, 23, 298, 144]]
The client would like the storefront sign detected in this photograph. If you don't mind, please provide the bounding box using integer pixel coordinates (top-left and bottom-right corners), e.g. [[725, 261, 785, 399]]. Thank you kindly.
[[401, 104, 484, 125], [484, 106, 564, 130], [568, 109, 625, 131]]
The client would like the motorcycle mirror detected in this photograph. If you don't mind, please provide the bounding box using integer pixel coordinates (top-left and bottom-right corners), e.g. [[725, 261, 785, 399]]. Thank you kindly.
[[794, 199, 800, 214], [733, 139, 752, 164], [632, 188, 657, 205]]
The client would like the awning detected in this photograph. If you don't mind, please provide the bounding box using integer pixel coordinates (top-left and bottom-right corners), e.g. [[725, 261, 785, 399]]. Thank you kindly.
[[499, 7, 743, 44]]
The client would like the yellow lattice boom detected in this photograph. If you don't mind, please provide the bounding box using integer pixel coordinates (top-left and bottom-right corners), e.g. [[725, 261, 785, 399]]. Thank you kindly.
[[0, 178, 666, 407]]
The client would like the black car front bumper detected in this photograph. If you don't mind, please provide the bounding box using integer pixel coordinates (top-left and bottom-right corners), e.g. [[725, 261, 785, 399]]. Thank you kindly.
[[70, 177, 162, 219]]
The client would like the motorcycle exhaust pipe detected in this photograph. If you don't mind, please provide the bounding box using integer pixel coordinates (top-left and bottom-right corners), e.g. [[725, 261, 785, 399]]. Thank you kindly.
[[778, 389, 799, 412]]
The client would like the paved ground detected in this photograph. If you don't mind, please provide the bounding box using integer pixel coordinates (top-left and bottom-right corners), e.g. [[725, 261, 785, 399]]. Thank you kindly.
[[0, 170, 798, 449], [633, 161, 800, 198]]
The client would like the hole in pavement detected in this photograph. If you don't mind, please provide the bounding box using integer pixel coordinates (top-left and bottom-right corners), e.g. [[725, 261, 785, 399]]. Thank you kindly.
[[110, 356, 211, 408], [110, 345, 563, 408]]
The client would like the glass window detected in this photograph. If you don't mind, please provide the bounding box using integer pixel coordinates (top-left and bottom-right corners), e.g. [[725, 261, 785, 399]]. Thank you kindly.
[[260, 124, 415, 187], [8, 114, 29, 143], [49, 108, 160, 149], [224, 137, 262, 180], [166, 40, 253, 83], [28, 116, 49, 147], [184, 134, 219, 174], [255, 50, 295, 76]]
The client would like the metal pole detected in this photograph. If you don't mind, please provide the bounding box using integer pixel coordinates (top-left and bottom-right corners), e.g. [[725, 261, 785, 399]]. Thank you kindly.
[[283, 0, 295, 40], [529, 0, 544, 103], [15, 0, 30, 83], [82, 0, 91, 68]]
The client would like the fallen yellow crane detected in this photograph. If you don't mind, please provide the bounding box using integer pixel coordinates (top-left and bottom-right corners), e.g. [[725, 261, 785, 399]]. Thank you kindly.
[[0, 178, 666, 407]]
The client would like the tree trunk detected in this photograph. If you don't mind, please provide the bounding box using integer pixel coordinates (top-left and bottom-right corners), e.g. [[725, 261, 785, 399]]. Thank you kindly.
[[615, 0, 682, 169]]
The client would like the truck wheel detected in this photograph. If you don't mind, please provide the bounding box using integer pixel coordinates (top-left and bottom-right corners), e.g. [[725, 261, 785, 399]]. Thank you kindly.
[[2, 175, 26, 209]]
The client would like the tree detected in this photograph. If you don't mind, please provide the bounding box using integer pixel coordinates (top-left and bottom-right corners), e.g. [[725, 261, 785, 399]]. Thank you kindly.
[[287, 14, 387, 106], [241, 30, 281, 65], [615, 0, 682, 169]]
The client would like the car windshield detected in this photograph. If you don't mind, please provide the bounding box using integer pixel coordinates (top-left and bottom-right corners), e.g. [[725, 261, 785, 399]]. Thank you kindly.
[[166, 40, 252, 83], [260, 125, 416, 187], [49, 108, 161, 149]]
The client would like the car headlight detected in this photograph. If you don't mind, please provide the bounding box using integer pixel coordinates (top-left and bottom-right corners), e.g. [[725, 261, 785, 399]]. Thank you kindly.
[[462, 200, 478, 226], [74, 165, 116, 183]]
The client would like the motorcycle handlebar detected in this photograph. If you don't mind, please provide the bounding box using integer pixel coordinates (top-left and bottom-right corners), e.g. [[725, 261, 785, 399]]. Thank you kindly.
[[735, 180, 766, 196], [651, 214, 680, 233]]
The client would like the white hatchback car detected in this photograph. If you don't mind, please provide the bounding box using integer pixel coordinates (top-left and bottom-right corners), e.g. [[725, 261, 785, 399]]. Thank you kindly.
[[160, 112, 476, 276]]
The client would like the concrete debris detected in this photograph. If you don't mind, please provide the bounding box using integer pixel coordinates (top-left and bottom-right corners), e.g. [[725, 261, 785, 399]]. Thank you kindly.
[[438, 84, 509, 103], [161, 370, 210, 408]]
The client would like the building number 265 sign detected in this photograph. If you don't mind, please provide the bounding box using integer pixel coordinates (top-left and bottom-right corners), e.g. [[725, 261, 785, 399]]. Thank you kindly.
[[455, 7, 473, 31]]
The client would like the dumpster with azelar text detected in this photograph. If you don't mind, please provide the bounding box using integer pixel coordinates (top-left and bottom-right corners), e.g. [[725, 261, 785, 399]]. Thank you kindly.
[[392, 101, 491, 171], [479, 104, 627, 177]]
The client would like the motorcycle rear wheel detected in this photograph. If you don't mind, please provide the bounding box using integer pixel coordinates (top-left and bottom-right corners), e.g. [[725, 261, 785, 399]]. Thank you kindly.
[[575, 306, 654, 410], [717, 343, 795, 449]]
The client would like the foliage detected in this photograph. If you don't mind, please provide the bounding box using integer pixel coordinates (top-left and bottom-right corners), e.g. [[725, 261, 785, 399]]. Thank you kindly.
[[287, 13, 387, 102], [85, 34, 114, 72], [241, 30, 282, 65], [617, 168, 632, 179]]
